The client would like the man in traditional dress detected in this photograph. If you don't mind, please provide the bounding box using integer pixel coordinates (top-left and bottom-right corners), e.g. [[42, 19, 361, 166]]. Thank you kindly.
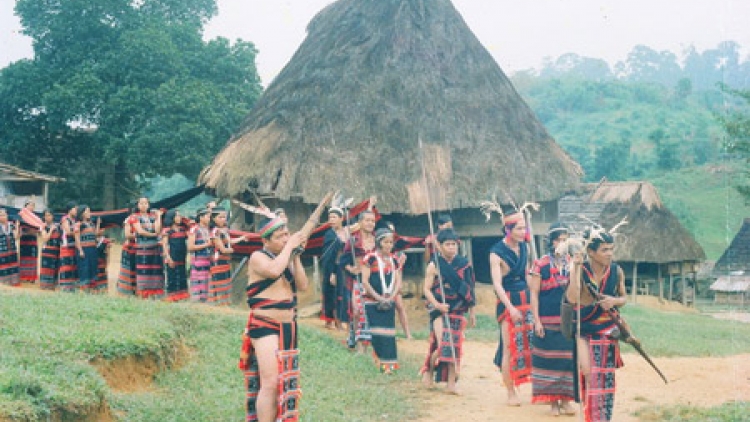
[[566, 230, 627, 422], [240, 214, 307, 422], [421, 228, 475, 394], [423, 214, 453, 263], [490, 211, 534, 406]]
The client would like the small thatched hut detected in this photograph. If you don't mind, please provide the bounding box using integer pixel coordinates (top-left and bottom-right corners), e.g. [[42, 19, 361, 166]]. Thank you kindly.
[[710, 218, 750, 305], [559, 181, 706, 305], [714, 218, 750, 274]]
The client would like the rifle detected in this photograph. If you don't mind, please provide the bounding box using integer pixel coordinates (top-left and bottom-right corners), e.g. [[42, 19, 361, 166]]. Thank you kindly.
[[580, 269, 668, 384]]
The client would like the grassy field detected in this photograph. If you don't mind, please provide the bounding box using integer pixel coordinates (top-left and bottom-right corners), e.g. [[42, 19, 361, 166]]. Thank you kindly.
[[636, 401, 750, 422], [649, 162, 750, 261], [413, 304, 750, 357], [0, 289, 419, 421]]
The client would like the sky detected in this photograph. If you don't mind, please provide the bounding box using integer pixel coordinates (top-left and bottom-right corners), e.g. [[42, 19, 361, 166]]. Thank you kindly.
[[1, 0, 750, 86]]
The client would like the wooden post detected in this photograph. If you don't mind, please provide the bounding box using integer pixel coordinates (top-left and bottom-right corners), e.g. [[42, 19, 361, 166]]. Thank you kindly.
[[658, 264, 664, 301], [669, 273, 674, 301], [464, 237, 474, 266], [631, 261, 638, 303], [680, 262, 687, 306]]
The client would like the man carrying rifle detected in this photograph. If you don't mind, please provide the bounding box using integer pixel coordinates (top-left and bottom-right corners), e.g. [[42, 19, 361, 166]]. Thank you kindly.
[[566, 230, 627, 422]]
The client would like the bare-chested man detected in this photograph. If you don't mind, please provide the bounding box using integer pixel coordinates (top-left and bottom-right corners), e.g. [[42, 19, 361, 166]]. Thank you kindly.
[[240, 215, 308, 422]]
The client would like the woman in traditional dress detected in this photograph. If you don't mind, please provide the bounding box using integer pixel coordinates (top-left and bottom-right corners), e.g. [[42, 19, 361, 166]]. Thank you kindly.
[[39, 209, 61, 290], [161, 209, 189, 302], [117, 201, 138, 295], [321, 206, 347, 330], [74, 205, 99, 291], [530, 222, 576, 416], [490, 211, 534, 406], [131, 197, 163, 298], [58, 202, 79, 292], [341, 209, 377, 352], [188, 208, 213, 303], [18, 200, 39, 283], [0, 207, 20, 286], [360, 228, 402, 373], [209, 207, 246, 305]]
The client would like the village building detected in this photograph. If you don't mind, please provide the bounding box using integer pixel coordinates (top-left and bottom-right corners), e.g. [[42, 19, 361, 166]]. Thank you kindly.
[[559, 180, 706, 306], [199, 0, 582, 284], [0, 162, 64, 211], [710, 218, 750, 306]]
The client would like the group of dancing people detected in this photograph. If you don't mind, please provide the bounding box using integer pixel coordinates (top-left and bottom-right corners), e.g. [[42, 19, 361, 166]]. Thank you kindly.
[[240, 196, 628, 422]]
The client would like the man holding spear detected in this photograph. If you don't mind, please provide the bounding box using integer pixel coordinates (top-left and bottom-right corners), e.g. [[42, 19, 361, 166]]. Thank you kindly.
[[421, 228, 476, 394]]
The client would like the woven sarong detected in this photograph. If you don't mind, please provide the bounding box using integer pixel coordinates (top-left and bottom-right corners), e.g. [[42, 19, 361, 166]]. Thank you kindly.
[[531, 323, 575, 403], [577, 335, 622, 422], [208, 254, 232, 305], [93, 241, 109, 292], [39, 243, 60, 290], [240, 316, 300, 422], [190, 255, 211, 302], [19, 233, 38, 282], [364, 301, 398, 371], [165, 262, 188, 302], [77, 246, 98, 291], [494, 289, 534, 387], [134, 241, 163, 298], [420, 312, 467, 382], [117, 242, 137, 295], [0, 246, 19, 286], [58, 245, 78, 292], [352, 283, 371, 344]]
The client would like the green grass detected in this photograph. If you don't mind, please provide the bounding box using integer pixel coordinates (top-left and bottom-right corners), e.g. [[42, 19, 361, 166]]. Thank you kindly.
[[619, 305, 750, 357], [649, 162, 750, 260], [636, 401, 750, 422], [411, 305, 750, 358], [0, 290, 419, 421]]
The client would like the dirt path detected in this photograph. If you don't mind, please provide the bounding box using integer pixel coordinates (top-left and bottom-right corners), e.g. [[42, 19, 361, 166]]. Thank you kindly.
[[396, 339, 750, 422]]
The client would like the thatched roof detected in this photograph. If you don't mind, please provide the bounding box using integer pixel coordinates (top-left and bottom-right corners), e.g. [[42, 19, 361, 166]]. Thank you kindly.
[[714, 218, 750, 273], [710, 275, 750, 293], [559, 181, 706, 264], [0, 162, 65, 183], [199, 0, 581, 214]]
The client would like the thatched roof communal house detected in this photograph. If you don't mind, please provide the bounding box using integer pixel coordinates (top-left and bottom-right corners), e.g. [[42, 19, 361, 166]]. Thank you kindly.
[[559, 181, 706, 305], [710, 218, 750, 305], [199, 0, 581, 281]]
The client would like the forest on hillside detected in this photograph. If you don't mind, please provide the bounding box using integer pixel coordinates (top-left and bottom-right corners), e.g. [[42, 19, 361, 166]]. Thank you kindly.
[[510, 42, 750, 259]]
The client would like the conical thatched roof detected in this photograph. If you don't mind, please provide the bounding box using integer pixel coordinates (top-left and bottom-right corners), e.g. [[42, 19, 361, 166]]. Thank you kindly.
[[200, 0, 581, 214], [714, 218, 750, 273], [560, 181, 706, 264]]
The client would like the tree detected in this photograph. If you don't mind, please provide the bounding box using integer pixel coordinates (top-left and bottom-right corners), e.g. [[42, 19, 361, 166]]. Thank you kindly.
[[615, 45, 682, 86], [0, 0, 262, 209], [720, 87, 750, 201], [592, 138, 631, 181], [649, 128, 681, 171]]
